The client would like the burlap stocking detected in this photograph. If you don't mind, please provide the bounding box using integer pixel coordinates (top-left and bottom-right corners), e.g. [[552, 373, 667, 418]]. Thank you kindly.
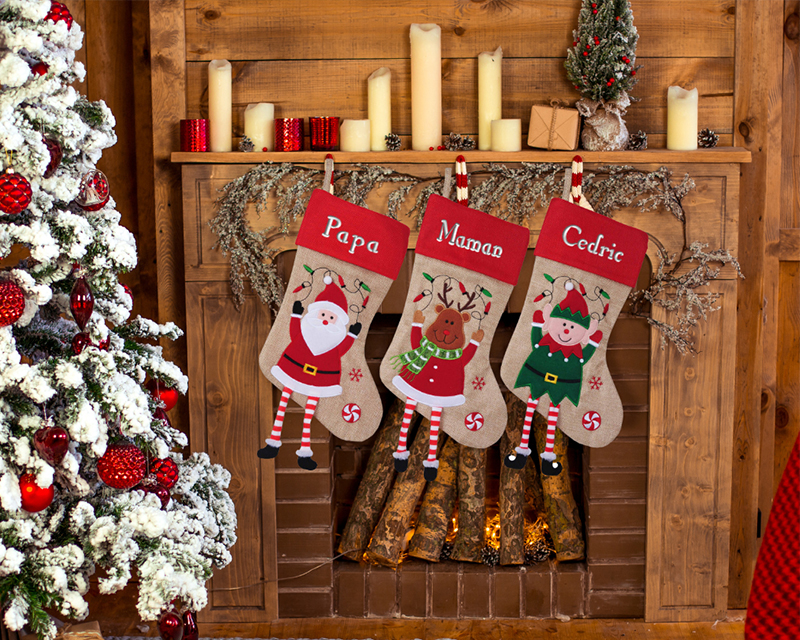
[[380, 194, 529, 481], [500, 197, 648, 475], [258, 189, 409, 469]]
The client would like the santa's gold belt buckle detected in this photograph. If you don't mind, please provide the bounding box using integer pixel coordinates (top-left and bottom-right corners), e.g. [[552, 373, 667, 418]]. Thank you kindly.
[[303, 363, 318, 376], [544, 372, 558, 384]]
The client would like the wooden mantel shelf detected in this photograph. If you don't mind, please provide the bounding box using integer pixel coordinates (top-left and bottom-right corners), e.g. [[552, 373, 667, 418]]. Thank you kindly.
[[171, 147, 751, 165]]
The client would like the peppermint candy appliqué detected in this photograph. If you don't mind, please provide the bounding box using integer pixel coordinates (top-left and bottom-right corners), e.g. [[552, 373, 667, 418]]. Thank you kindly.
[[342, 403, 361, 423], [465, 411, 484, 431], [582, 410, 601, 431]]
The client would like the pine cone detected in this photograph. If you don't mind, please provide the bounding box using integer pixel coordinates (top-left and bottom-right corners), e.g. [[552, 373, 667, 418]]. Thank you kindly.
[[698, 128, 719, 148], [238, 136, 255, 152], [627, 130, 648, 151], [481, 545, 500, 566], [384, 133, 401, 151], [444, 132, 477, 151]]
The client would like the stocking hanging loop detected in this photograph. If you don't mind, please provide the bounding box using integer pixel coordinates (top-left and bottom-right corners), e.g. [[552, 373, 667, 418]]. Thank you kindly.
[[455, 155, 468, 205], [567, 155, 594, 211], [321, 154, 334, 194], [442, 167, 453, 200]]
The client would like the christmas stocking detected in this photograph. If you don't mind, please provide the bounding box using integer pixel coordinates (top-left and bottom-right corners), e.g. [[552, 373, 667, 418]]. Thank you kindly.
[[258, 189, 409, 469], [500, 197, 648, 475], [380, 193, 529, 481]]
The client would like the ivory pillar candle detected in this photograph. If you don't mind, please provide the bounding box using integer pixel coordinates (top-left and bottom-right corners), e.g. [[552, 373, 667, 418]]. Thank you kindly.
[[208, 59, 232, 152], [368, 67, 392, 151], [410, 23, 442, 151], [244, 103, 274, 152], [667, 86, 699, 151], [340, 119, 371, 152], [490, 119, 521, 152], [478, 46, 503, 151]]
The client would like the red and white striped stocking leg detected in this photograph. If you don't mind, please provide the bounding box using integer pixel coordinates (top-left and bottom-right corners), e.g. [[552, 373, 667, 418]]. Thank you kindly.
[[422, 406, 443, 481], [504, 394, 539, 469], [540, 402, 563, 476], [257, 387, 292, 459], [393, 397, 418, 472], [296, 396, 320, 470]]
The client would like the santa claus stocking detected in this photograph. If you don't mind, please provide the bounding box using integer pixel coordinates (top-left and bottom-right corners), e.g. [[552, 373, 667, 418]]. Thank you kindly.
[[500, 196, 648, 475], [259, 189, 409, 469], [380, 192, 529, 481]]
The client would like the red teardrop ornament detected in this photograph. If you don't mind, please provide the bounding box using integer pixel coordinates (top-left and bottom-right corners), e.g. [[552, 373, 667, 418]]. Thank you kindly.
[[70, 276, 94, 331], [0, 281, 25, 327], [31, 61, 48, 76], [181, 611, 198, 640], [158, 611, 183, 640], [19, 473, 55, 512], [97, 443, 146, 489], [71, 332, 91, 354], [147, 380, 179, 412], [34, 426, 69, 465], [0, 169, 32, 214], [44, 138, 62, 178], [151, 457, 179, 489]]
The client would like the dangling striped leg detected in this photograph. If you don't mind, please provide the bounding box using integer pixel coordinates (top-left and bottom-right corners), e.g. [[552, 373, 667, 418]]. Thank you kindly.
[[297, 396, 319, 470], [422, 406, 442, 481], [258, 387, 292, 459], [540, 402, 563, 476], [393, 397, 418, 472], [504, 394, 539, 469]]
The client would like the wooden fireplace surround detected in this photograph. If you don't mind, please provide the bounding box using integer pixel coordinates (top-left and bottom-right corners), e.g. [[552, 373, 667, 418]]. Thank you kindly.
[[174, 148, 749, 625]]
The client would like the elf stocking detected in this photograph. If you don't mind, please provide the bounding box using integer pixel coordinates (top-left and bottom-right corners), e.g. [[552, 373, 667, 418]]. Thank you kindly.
[[380, 193, 529, 481], [500, 197, 648, 475], [258, 189, 409, 469]]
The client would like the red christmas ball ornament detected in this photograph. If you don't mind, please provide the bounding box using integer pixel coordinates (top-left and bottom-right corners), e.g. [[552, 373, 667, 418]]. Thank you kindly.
[[19, 474, 54, 512], [44, 138, 62, 178], [147, 380, 179, 412], [76, 170, 110, 211], [0, 169, 32, 214], [71, 331, 91, 354], [31, 61, 49, 76], [151, 457, 179, 489], [181, 611, 198, 640], [583, 51, 589, 57], [97, 443, 146, 489], [631, 70, 636, 76], [0, 281, 25, 327], [70, 275, 94, 331], [34, 425, 69, 465], [97, 335, 110, 350], [158, 611, 183, 640], [121, 283, 133, 305], [45, 1, 74, 28], [141, 481, 171, 508]]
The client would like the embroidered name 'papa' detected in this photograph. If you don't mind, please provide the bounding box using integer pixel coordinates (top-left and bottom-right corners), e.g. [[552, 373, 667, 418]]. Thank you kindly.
[[436, 219, 503, 258], [562, 225, 624, 263], [322, 216, 380, 254]]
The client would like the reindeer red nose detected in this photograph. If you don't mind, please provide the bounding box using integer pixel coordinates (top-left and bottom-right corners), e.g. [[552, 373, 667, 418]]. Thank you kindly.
[[443, 329, 450, 336]]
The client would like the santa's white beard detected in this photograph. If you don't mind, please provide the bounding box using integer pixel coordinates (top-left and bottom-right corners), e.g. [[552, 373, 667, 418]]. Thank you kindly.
[[301, 314, 348, 355]]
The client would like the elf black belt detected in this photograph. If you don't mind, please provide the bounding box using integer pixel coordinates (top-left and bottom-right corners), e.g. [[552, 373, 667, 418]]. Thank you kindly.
[[524, 362, 580, 385], [283, 354, 340, 376]]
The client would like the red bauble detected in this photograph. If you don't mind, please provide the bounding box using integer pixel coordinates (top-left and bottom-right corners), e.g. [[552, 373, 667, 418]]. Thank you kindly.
[[19, 474, 54, 512], [97, 443, 146, 489], [31, 61, 48, 76], [147, 380, 179, 412], [146, 482, 171, 509], [158, 611, 183, 640], [0, 169, 32, 214], [71, 331, 91, 354], [122, 283, 133, 305], [45, 1, 74, 28], [97, 335, 110, 350], [76, 170, 110, 211], [181, 611, 198, 640], [151, 457, 179, 489], [70, 276, 94, 331], [0, 281, 25, 327], [34, 426, 69, 465], [44, 138, 62, 178]]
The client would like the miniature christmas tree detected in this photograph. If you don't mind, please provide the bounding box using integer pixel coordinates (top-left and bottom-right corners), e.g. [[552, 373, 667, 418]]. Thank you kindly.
[[564, 0, 641, 150], [0, 2, 236, 637]]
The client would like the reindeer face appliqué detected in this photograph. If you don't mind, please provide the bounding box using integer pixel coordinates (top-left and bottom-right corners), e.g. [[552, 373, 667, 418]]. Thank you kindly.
[[426, 304, 471, 349]]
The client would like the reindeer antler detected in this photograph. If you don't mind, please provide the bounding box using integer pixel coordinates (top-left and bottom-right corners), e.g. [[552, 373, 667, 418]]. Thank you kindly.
[[457, 289, 478, 313], [437, 281, 454, 308]]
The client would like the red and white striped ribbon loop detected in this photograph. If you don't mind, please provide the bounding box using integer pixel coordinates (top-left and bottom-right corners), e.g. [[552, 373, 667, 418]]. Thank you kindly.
[[455, 155, 469, 205], [567, 155, 594, 211]]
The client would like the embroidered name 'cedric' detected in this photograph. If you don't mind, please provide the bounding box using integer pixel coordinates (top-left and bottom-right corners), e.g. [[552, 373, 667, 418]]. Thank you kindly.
[[322, 216, 380, 254], [562, 225, 624, 263], [436, 219, 503, 258]]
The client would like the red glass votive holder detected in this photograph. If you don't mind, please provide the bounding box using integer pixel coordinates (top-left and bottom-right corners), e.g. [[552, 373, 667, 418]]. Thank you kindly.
[[179, 119, 208, 152], [275, 118, 305, 151], [309, 117, 340, 151]]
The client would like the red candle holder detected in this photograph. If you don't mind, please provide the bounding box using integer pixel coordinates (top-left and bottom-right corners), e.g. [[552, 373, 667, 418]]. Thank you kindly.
[[179, 119, 208, 152], [309, 117, 340, 151], [275, 118, 305, 151]]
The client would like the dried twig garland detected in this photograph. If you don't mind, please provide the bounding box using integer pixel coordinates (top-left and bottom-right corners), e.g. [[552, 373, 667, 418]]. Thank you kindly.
[[209, 161, 738, 353]]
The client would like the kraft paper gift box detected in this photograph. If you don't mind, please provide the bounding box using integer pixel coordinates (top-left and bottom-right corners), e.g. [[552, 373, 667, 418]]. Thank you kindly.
[[527, 103, 581, 150]]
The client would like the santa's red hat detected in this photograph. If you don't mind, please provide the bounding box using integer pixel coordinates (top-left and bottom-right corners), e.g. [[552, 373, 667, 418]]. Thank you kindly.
[[551, 281, 591, 328], [308, 276, 349, 320]]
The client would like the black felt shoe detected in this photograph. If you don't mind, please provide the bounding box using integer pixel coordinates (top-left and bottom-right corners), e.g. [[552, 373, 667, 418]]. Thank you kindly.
[[297, 456, 318, 471], [394, 457, 409, 473], [257, 444, 280, 459], [504, 452, 528, 469], [540, 458, 562, 476], [423, 466, 439, 482]]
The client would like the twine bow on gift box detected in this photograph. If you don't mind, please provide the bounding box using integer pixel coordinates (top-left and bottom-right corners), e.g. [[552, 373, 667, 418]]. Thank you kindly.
[[55, 622, 104, 640], [546, 99, 569, 150]]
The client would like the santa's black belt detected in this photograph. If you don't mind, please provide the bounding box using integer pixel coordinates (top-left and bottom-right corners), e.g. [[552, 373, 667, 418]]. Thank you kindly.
[[283, 354, 340, 376], [523, 362, 580, 384]]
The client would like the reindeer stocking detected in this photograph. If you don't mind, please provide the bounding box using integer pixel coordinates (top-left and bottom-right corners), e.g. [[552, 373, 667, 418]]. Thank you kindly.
[[500, 196, 648, 475], [258, 189, 409, 469], [380, 192, 529, 481]]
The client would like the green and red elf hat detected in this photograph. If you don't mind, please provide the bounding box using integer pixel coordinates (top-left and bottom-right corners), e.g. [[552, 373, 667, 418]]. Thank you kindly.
[[551, 281, 591, 328]]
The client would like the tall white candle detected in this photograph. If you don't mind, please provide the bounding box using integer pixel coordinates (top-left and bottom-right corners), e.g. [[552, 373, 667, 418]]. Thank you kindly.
[[340, 119, 371, 152], [208, 59, 232, 152], [244, 103, 274, 152], [368, 67, 392, 151], [410, 23, 442, 151], [667, 86, 699, 151], [478, 46, 503, 151], [490, 119, 521, 152]]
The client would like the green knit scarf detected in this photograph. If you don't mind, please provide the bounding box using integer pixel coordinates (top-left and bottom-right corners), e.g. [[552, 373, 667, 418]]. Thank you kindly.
[[391, 336, 463, 378]]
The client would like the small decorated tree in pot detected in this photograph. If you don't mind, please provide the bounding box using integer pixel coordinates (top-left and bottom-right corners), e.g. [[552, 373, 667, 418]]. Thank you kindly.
[[565, 0, 641, 150]]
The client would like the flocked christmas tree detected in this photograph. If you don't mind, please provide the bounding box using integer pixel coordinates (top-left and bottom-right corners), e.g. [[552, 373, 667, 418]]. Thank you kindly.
[[565, 0, 641, 151], [0, 2, 236, 637]]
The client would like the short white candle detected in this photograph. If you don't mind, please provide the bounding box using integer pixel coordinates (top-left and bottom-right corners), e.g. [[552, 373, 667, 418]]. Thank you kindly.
[[490, 119, 522, 152], [368, 67, 392, 151], [340, 119, 371, 152], [667, 86, 699, 151], [244, 103, 274, 152], [208, 59, 232, 152], [410, 24, 442, 151], [478, 46, 503, 151]]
